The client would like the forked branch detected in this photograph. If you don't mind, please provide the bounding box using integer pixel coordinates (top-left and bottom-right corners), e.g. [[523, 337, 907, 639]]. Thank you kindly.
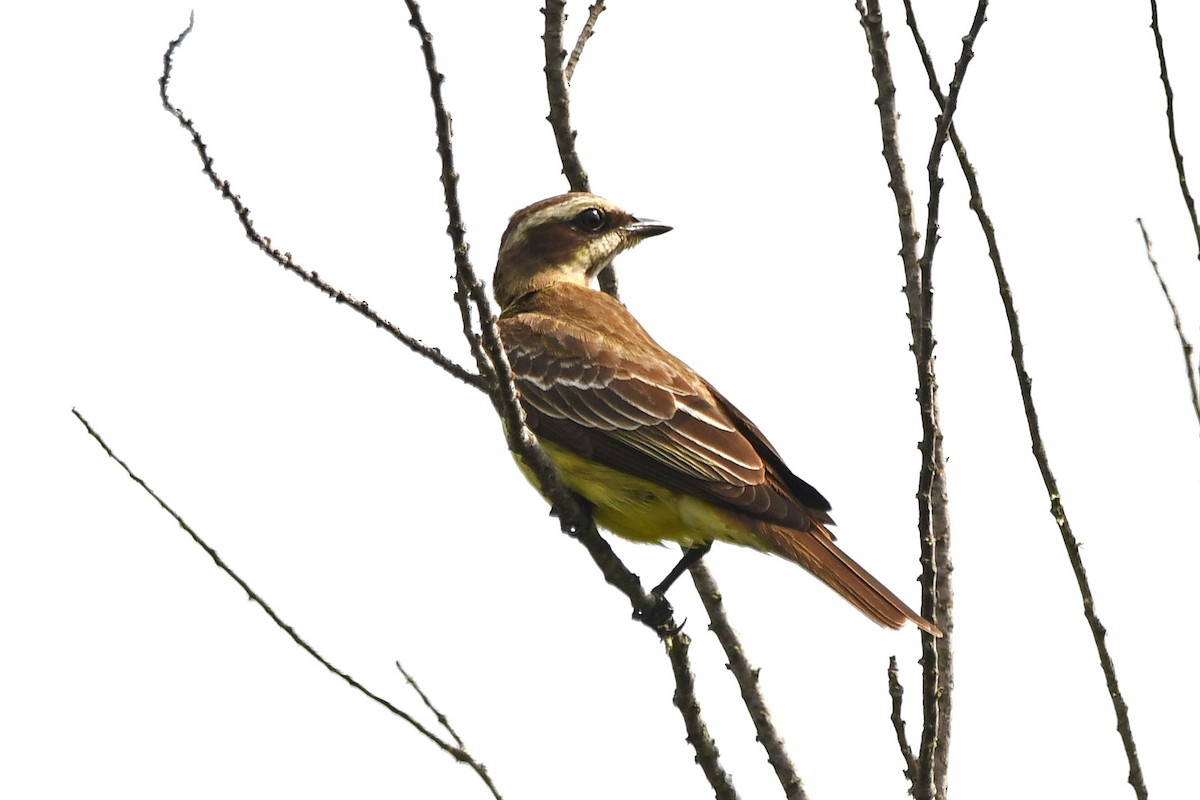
[[904, 4, 1148, 798], [158, 13, 485, 393], [73, 409, 504, 800]]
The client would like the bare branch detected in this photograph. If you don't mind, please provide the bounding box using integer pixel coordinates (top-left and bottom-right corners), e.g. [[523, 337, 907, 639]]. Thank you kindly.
[[855, 0, 922, 330], [1137, 218, 1200, 432], [904, 6, 1149, 798], [396, 661, 466, 749], [157, 14, 486, 393], [542, 1, 619, 298], [565, 1, 607, 84], [668, 630, 742, 800], [72, 408, 504, 800], [1148, 0, 1200, 265], [887, 657, 917, 782], [912, 3, 987, 794], [403, 3, 497, 387], [541, 0, 590, 192], [856, 2, 987, 797], [690, 562, 806, 800]]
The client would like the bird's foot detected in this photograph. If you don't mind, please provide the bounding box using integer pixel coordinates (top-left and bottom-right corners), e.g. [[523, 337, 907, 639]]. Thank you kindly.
[[632, 590, 684, 636]]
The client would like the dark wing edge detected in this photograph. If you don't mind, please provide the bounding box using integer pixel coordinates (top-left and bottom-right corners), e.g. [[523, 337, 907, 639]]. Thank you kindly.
[[704, 383, 834, 515]]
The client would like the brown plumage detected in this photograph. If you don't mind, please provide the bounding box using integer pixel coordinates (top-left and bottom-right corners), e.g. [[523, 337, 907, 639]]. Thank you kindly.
[[494, 192, 940, 636]]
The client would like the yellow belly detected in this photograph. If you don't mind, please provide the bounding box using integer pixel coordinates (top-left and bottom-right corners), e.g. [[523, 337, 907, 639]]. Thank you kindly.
[[515, 441, 767, 552]]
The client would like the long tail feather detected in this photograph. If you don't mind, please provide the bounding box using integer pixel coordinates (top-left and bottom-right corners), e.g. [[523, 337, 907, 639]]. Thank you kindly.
[[759, 522, 942, 637]]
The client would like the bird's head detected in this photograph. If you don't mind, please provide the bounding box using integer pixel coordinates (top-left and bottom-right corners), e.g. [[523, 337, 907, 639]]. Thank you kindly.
[[493, 192, 672, 311]]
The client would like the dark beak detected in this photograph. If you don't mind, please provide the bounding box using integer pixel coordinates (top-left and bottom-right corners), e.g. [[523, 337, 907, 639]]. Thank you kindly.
[[624, 218, 673, 239]]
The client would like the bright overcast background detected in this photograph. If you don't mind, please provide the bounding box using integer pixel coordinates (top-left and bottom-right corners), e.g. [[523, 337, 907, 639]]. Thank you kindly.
[[3, 2, 1199, 799]]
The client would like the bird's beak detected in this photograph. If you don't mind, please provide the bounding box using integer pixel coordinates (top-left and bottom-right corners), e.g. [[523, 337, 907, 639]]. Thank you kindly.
[[623, 218, 673, 239]]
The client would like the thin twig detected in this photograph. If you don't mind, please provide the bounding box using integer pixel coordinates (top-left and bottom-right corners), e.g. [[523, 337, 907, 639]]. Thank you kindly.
[[403, 3, 497, 388], [564, 1, 606, 84], [542, 0, 619, 298], [541, 0, 590, 192], [1149, 0, 1200, 265], [1138, 218, 1200, 432], [887, 657, 917, 782], [903, 7, 1149, 798], [72, 408, 503, 800], [986, 188, 1149, 800], [690, 562, 806, 800], [396, 661, 466, 749], [855, 0, 921, 332], [157, 14, 485, 393], [668, 630, 742, 800]]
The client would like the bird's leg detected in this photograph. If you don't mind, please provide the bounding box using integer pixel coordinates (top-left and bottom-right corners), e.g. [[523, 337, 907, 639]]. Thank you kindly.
[[651, 542, 712, 597], [633, 542, 713, 634]]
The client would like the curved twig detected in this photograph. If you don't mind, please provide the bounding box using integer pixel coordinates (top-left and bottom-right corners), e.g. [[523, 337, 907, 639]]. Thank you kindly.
[[157, 14, 485, 393], [73, 408, 504, 800]]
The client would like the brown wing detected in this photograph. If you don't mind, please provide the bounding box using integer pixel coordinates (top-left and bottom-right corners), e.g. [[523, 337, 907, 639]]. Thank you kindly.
[[498, 300, 826, 531], [498, 287, 941, 636]]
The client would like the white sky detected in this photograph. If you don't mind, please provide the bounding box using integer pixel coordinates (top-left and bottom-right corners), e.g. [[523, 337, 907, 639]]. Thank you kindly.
[[3, 2, 1199, 798]]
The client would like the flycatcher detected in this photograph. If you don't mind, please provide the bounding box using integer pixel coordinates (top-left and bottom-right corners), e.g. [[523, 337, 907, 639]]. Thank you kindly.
[[493, 192, 939, 636]]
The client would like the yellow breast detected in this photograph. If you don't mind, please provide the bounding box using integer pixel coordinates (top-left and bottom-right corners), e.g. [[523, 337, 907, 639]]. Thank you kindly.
[[513, 441, 768, 552]]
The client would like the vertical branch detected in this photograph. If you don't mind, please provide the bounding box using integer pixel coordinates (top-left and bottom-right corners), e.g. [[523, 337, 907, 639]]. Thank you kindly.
[[857, 2, 988, 797], [856, 1, 923, 331], [904, 5, 1150, 798], [1148, 0, 1200, 264], [913, 4, 986, 795], [1137, 218, 1200, 432], [542, 0, 620, 298], [541, 0, 590, 191]]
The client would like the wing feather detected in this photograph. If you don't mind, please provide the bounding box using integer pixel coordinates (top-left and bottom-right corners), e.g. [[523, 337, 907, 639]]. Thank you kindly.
[[499, 300, 820, 531]]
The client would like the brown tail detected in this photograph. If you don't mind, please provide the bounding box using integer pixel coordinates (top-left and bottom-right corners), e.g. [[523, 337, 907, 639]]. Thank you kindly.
[[758, 521, 942, 637]]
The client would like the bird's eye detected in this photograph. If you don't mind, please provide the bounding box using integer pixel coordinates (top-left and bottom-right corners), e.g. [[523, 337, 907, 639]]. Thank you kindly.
[[574, 207, 607, 232]]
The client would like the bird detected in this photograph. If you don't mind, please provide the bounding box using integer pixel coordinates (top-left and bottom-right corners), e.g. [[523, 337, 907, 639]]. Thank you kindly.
[[492, 192, 940, 636]]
